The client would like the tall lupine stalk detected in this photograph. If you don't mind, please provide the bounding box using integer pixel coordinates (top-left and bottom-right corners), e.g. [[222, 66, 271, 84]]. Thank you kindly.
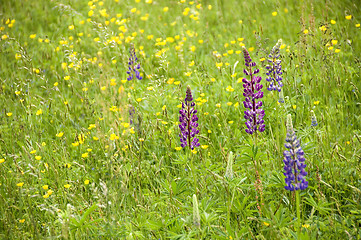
[[242, 47, 265, 135], [129, 105, 136, 124], [283, 114, 308, 191], [127, 44, 142, 81], [129, 104, 140, 133], [242, 46, 265, 216], [179, 86, 200, 150], [266, 39, 283, 92], [179, 86, 200, 193], [283, 114, 308, 236]]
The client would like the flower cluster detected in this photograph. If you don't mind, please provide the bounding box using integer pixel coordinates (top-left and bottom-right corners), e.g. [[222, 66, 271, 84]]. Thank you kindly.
[[242, 47, 265, 134], [127, 44, 142, 81], [179, 86, 200, 149], [283, 114, 308, 191], [266, 39, 283, 92]]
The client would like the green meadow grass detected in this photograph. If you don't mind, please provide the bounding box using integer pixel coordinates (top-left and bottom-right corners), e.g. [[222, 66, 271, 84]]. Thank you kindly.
[[0, 0, 360, 239]]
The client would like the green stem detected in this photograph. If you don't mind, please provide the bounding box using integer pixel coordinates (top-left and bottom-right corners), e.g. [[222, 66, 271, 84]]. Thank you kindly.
[[296, 190, 301, 237], [226, 185, 231, 233], [188, 152, 197, 194]]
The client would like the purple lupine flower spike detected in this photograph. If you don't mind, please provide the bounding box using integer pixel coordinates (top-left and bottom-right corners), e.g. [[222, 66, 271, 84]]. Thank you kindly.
[[266, 39, 283, 92], [242, 46, 265, 134], [179, 86, 200, 150], [283, 114, 308, 191], [129, 105, 135, 124], [127, 44, 142, 81]]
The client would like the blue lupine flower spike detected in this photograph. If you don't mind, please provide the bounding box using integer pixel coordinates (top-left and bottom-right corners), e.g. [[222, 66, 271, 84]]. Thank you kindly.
[[283, 114, 308, 191], [127, 44, 142, 81], [266, 39, 283, 92]]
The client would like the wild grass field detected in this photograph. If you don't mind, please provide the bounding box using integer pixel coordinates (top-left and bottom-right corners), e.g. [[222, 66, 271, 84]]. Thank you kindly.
[[0, 0, 361, 239]]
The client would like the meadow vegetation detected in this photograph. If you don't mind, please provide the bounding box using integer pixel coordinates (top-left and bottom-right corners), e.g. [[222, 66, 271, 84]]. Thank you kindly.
[[0, 0, 360, 239]]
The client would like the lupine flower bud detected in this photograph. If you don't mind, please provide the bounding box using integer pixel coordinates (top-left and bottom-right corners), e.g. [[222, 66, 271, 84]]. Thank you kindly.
[[283, 114, 308, 191], [278, 90, 285, 103], [242, 47, 265, 134], [225, 151, 234, 179], [127, 44, 142, 81], [193, 194, 200, 227], [310, 110, 318, 127], [266, 39, 283, 92], [179, 86, 200, 149]]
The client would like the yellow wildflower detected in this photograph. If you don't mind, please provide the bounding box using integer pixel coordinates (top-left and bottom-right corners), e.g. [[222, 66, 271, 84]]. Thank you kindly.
[[226, 86, 234, 92], [109, 133, 119, 140], [302, 224, 310, 228], [56, 132, 64, 137], [35, 109, 43, 116], [17, 182, 24, 187]]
